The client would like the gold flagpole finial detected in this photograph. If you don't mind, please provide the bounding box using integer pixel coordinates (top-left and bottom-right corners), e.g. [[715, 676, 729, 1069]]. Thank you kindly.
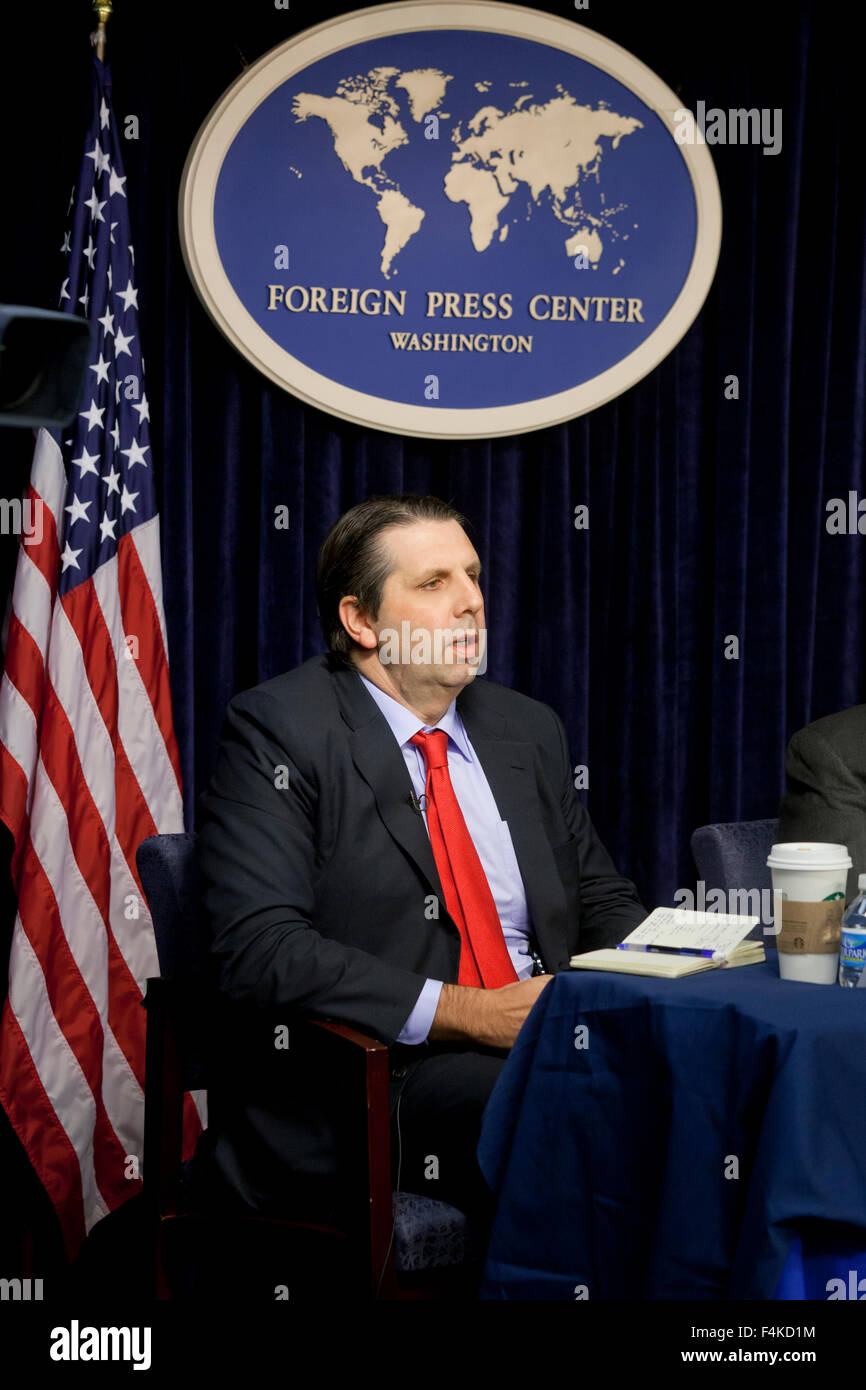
[[92, 0, 113, 62]]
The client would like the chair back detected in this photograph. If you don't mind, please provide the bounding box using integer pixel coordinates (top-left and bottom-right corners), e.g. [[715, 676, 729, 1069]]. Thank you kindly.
[[137, 832, 206, 983], [690, 819, 779, 931], [137, 831, 209, 1119]]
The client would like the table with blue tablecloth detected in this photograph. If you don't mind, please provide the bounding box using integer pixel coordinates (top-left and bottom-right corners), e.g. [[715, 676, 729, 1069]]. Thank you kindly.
[[476, 959, 866, 1299]]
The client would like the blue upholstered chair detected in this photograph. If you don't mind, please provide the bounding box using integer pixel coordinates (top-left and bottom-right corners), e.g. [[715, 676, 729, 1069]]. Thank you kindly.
[[690, 819, 779, 938], [137, 832, 473, 1299], [690, 818, 779, 895]]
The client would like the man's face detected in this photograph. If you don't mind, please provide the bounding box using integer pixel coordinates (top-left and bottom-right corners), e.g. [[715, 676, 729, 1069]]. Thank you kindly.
[[356, 518, 486, 706]]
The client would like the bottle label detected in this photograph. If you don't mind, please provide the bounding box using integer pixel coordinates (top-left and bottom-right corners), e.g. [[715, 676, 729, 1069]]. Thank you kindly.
[[840, 929, 866, 969]]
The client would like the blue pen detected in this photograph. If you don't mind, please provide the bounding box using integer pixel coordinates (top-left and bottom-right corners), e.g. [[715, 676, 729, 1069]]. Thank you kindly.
[[617, 943, 717, 958]]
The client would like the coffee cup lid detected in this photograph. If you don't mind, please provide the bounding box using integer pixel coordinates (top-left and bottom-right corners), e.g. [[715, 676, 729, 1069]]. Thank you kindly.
[[766, 841, 852, 871]]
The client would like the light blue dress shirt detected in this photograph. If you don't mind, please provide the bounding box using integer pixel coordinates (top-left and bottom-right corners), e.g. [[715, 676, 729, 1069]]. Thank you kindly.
[[356, 671, 534, 1044]]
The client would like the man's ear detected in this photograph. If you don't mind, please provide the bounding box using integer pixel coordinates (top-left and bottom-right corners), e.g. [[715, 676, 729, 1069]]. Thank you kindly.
[[337, 595, 377, 650]]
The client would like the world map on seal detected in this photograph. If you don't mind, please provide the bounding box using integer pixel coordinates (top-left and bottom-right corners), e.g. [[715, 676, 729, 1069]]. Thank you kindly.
[[291, 66, 643, 280]]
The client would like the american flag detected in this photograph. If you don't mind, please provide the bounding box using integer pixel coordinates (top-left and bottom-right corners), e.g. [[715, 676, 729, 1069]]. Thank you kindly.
[[0, 53, 203, 1258]]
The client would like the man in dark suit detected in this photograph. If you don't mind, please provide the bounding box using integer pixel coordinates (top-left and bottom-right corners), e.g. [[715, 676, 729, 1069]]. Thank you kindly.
[[778, 704, 866, 903], [195, 494, 646, 1246]]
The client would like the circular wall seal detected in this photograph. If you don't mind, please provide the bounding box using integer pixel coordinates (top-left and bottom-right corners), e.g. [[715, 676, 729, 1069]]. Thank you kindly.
[[180, 1, 721, 438]]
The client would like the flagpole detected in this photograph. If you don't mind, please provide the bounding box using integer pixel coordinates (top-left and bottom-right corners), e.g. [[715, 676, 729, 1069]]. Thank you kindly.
[[92, 0, 113, 61]]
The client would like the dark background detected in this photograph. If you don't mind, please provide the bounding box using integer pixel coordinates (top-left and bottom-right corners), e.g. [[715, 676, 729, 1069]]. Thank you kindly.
[[0, 0, 863, 1276]]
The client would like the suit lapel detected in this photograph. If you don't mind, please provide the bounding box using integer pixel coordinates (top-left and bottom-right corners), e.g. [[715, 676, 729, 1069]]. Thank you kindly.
[[332, 660, 446, 900]]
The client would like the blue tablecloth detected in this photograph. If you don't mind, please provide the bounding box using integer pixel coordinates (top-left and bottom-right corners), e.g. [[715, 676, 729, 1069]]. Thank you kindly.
[[477, 960, 866, 1299]]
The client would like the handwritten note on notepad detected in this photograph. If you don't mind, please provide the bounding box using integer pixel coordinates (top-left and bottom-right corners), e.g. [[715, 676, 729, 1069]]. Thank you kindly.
[[618, 907, 759, 958]]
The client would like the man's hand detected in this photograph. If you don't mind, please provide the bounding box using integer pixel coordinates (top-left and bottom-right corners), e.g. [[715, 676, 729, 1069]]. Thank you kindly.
[[428, 975, 553, 1050]]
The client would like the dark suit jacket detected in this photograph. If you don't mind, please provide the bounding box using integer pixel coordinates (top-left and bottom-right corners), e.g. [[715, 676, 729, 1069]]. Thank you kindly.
[[778, 704, 866, 904], [195, 653, 647, 1212]]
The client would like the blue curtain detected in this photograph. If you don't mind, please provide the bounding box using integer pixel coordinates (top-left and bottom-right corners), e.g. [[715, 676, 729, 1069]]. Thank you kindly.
[[1, 0, 863, 918]]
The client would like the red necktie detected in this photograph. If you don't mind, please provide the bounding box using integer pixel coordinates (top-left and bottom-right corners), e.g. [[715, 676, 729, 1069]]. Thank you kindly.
[[409, 729, 519, 988]]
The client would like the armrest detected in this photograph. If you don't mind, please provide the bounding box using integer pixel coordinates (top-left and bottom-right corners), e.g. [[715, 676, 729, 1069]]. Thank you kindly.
[[308, 1018, 390, 1053], [143, 986, 398, 1297]]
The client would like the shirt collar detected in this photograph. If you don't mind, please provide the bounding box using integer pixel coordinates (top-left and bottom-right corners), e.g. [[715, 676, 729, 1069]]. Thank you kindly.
[[357, 670, 472, 760]]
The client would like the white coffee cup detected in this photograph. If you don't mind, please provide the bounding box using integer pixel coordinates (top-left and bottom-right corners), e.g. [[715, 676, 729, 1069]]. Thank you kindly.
[[766, 842, 851, 983]]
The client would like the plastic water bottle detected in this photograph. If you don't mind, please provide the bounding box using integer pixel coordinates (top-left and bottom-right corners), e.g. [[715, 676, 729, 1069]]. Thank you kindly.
[[839, 874, 866, 987]]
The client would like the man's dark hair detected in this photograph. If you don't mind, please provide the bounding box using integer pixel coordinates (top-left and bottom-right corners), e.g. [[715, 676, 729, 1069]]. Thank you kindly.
[[316, 494, 470, 659]]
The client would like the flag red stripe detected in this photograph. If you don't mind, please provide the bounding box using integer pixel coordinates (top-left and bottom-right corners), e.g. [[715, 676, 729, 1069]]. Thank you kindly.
[[14, 837, 142, 1210], [0, 741, 29, 864], [38, 680, 146, 1085], [118, 533, 183, 794], [115, 742, 157, 893], [39, 679, 112, 922], [61, 579, 118, 734], [2, 609, 46, 724], [20, 483, 61, 593], [0, 1001, 87, 1258], [61, 581, 157, 890]]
